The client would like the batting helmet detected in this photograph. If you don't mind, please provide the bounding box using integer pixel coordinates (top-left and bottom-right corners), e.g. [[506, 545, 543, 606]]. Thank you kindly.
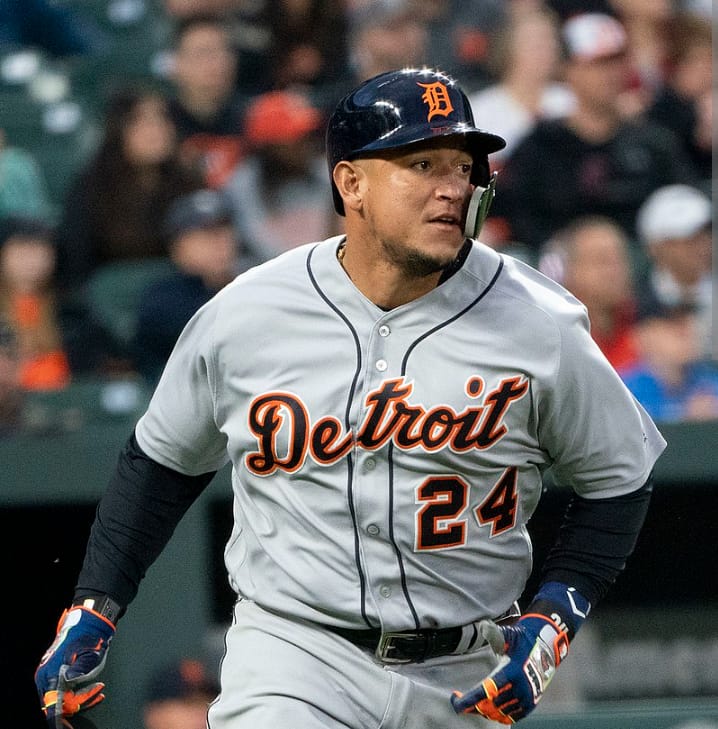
[[326, 67, 506, 215]]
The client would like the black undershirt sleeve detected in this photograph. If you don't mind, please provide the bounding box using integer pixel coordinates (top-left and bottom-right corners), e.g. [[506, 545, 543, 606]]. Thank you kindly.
[[538, 472, 654, 607], [74, 431, 216, 611]]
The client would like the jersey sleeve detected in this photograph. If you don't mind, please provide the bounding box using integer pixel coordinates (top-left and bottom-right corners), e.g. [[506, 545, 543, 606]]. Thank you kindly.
[[135, 297, 230, 476], [538, 303, 666, 498]]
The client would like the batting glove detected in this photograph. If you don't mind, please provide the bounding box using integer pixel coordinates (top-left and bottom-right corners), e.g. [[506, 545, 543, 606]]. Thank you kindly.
[[451, 582, 590, 724], [35, 606, 115, 728]]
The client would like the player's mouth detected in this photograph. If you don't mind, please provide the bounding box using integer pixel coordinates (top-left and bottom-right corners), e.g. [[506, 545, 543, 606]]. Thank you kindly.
[[427, 214, 462, 230]]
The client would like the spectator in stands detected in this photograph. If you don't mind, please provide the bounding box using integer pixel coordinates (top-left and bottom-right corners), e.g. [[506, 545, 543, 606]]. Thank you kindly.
[[202, 0, 274, 98], [619, 300, 718, 423], [0, 217, 70, 390], [166, 14, 247, 189], [221, 0, 351, 101], [468, 6, 574, 168], [260, 0, 350, 93], [53, 85, 203, 292], [222, 90, 338, 261], [344, 0, 503, 96], [607, 0, 674, 114], [0, 129, 54, 222], [310, 2, 428, 115], [402, 0, 505, 92], [0, 318, 23, 436], [646, 12, 712, 183], [133, 188, 254, 384], [539, 215, 639, 372], [142, 656, 219, 729], [491, 12, 695, 252], [635, 184, 712, 359], [349, 3, 429, 81]]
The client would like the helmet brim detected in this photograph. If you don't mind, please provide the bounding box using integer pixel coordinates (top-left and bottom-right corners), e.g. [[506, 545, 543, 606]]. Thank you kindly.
[[349, 125, 506, 159]]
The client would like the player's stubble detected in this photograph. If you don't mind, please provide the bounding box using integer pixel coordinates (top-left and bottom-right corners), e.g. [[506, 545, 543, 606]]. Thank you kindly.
[[379, 234, 463, 279]]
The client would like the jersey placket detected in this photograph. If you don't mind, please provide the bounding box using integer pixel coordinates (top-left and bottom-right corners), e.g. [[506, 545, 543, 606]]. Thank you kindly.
[[352, 315, 421, 631]]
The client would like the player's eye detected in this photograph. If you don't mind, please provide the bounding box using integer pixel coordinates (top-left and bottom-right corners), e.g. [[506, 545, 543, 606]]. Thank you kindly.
[[458, 162, 472, 175], [412, 160, 432, 171]]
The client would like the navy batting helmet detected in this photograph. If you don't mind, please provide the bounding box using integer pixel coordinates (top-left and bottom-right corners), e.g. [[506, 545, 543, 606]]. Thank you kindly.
[[326, 67, 506, 215]]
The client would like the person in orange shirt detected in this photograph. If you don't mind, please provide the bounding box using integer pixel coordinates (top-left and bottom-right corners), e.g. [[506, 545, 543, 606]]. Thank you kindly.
[[0, 217, 71, 390]]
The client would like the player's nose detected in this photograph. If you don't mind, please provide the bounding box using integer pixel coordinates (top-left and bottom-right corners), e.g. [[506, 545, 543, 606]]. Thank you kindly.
[[434, 173, 469, 202]]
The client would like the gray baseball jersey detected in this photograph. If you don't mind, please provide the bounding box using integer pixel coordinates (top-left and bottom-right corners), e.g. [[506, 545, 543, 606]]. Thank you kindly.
[[135, 236, 665, 632]]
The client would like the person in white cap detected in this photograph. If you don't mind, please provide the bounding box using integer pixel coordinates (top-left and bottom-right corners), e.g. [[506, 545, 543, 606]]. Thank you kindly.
[[635, 183, 713, 358], [491, 12, 696, 252]]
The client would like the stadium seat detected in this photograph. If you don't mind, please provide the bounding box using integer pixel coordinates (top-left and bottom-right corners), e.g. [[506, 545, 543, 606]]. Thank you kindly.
[[23, 375, 152, 429], [84, 258, 175, 352]]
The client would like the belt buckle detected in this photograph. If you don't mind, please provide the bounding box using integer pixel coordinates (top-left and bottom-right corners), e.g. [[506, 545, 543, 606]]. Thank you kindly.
[[375, 631, 420, 664]]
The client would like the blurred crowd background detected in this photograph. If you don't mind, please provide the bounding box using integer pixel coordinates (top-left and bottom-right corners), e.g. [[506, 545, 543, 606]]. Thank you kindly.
[[0, 0, 714, 434]]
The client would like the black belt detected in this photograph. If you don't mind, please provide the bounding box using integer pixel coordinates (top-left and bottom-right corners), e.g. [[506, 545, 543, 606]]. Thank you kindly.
[[329, 602, 521, 664]]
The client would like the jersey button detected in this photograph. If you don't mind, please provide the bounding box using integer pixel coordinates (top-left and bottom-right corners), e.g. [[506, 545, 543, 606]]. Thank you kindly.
[[364, 458, 376, 472], [378, 325, 390, 337], [379, 585, 392, 598], [375, 359, 388, 372], [367, 524, 380, 536]]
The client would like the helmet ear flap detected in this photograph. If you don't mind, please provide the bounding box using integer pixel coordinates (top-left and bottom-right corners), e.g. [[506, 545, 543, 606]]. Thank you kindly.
[[464, 172, 497, 240]]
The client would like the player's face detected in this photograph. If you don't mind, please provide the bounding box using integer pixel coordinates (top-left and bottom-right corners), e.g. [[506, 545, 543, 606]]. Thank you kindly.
[[353, 138, 474, 276]]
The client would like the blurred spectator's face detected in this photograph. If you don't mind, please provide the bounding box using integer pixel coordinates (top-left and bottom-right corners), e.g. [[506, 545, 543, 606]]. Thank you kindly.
[[674, 42, 713, 99], [173, 24, 237, 103], [355, 19, 428, 77], [650, 230, 712, 286], [635, 313, 700, 370], [123, 97, 176, 165], [565, 224, 631, 309], [509, 14, 560, 80], [610, 0, 672, 21], [143, 697, 210, 729], [0, 236, 56, 293], [171, 224, 237, 289], [566, 53, 629, 110]]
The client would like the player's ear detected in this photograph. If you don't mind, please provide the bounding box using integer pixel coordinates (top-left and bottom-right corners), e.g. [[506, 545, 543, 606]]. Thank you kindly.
[[333, 161, 365, 213]]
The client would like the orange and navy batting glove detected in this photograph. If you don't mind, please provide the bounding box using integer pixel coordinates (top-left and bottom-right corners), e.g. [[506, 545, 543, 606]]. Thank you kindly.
[[35, 605, 116, 728], [451, 582, 590, 724]]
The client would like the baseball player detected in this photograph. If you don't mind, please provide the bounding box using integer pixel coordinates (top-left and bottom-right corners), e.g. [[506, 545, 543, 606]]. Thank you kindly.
[[36, 68, 666, 728]]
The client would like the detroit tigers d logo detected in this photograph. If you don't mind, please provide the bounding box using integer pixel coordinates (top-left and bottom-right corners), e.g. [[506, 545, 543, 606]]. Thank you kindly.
[[417, 81, 454, 121]]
